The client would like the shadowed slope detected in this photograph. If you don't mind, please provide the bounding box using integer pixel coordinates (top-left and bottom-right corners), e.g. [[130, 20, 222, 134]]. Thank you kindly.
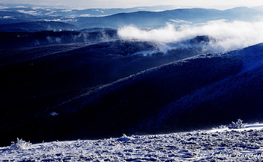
[[33, 50, 244, 143]]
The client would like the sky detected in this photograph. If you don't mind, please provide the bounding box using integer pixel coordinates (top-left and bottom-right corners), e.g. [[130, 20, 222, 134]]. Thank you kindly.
[[0, 0, 263, 9]]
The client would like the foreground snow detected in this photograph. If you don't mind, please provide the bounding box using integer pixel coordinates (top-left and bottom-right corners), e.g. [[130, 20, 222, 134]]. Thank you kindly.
[[1, 123, 263, 161]]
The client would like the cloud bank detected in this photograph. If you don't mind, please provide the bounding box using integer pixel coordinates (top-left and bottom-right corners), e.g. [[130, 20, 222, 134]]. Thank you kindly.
[[118, 20, 263, 53]]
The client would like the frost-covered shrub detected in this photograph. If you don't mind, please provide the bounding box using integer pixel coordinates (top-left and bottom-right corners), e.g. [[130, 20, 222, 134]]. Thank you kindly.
[[228, 119, 244, 129], [117, 134, 132, 142], [10, 138, 32, 150], [218, 125, 227, 129], [212, 124, 227, 130]]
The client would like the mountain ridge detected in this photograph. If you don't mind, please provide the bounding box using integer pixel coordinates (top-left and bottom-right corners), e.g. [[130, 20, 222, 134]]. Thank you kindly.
[[1, 6, 263, 30]]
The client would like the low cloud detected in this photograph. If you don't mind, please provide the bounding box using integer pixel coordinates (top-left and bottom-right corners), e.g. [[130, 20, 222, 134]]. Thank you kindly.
[[118, 20, 263, 53]]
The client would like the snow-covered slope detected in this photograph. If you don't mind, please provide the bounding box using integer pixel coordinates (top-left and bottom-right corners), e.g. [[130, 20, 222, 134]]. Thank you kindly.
[[1, 123, 263, 161]]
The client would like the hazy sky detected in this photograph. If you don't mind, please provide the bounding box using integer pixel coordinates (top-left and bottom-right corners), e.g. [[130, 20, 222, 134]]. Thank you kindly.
[[1, 0, 263, 9]]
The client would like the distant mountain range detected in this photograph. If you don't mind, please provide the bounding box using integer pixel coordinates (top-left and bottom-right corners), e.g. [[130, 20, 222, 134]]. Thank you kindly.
[[0, 4, 263, 31]]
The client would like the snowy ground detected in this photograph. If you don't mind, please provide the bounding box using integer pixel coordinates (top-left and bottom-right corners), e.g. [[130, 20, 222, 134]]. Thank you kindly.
[[1, 123, 263, 161]]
